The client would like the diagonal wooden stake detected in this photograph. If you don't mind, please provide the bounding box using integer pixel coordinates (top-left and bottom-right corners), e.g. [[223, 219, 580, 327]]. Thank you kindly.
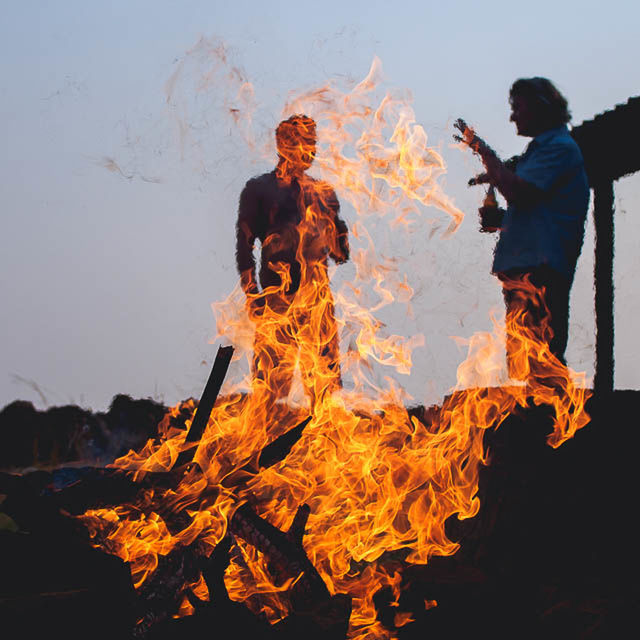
[[258, 416, 312, 469], [173, 345, 234, 468]]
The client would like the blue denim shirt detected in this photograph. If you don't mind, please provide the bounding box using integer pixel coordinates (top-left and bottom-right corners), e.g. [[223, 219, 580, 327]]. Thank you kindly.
[[492, 125, 589, 280]]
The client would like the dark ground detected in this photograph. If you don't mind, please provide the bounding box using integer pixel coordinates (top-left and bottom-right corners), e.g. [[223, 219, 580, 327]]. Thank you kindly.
[[1, 390, 638, 638]]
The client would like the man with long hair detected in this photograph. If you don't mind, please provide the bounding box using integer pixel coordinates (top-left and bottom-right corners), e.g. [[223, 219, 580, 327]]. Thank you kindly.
[[236, 115, 349, 409], [456, 78, 589, 377]]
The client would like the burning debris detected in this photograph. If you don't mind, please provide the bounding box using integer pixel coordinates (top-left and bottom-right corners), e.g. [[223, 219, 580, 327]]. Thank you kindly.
[[3, 339, 591, 639], [2, 387, 638, 638]]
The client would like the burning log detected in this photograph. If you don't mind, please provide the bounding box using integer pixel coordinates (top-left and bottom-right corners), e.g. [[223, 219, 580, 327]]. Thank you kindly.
[[173, 345, 234, 469], [258, 416, 312, 470], [137, 513, 351, 639], [3, 390, 635, 639], [134, 544, 204, 637], [182, 346, 234, 445], [219, 415, 313, 489], [229, 502, 352, 637], [230, 503, 331, 610]]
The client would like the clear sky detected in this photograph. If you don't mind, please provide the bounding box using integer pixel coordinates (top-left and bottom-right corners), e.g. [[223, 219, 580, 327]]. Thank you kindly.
[[1, 0, 638, 411]]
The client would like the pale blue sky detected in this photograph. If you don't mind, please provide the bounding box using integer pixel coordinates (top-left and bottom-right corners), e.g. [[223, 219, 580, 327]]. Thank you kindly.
[[1, 0, 638, 409]]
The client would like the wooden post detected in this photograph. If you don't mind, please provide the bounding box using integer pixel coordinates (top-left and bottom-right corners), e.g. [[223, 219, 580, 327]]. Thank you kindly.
[[184, 345, 234, 444], [173, 345, 234, 468], [592, 180, 615, 394]]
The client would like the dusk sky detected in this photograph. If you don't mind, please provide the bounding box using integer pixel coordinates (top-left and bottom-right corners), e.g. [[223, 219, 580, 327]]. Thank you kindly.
[[2, 0, 638, 411]]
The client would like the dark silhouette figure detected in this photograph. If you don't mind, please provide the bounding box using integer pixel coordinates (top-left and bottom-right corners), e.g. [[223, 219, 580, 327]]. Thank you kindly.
[[235, 115, 349, 408], [456, 78, 589, 378]]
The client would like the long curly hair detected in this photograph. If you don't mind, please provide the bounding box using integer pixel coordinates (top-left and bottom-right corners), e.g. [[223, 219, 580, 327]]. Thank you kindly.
[[510, 78, 571, 128]]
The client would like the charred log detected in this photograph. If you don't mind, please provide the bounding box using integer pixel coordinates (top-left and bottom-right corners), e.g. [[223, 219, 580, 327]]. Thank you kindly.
[[229, 503, 332, 611], [134, 545, 203, 637], [227, 502, 352, 638], [173, 345, 234, 468], [148, 536, 277, 639], [258, 416, 312, 469]]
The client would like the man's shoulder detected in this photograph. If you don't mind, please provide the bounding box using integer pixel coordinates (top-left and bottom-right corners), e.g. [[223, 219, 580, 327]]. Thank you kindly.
[[238, 172, 277, 218], [529, 127, 584, 167], [302, 174, 338, 199], [243, 171, 276, 193], [539, 127, 581, 153]]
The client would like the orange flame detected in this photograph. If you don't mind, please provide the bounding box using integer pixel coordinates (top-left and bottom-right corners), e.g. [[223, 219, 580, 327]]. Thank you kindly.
[[78, 53, 590, 639]]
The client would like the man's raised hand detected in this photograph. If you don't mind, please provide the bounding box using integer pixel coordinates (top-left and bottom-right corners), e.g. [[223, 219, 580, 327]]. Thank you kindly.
[[468, 172, 490, 186], [453, 118, 474, 145], [453, 118, 490, 157]]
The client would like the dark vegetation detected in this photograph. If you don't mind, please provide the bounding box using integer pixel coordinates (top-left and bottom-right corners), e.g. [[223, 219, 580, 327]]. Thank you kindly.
[[0, 394, 168, 470]]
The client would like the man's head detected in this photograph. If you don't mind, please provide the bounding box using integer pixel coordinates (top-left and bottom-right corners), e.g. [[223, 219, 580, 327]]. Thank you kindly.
[[509, 78, 571, 137], [276, 114, 317, 173]]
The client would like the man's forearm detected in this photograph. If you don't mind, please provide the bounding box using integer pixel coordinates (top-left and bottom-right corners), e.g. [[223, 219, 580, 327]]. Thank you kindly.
[[478, 146, 542, 206], [482, 150, 518, 202], [462, 130, 517, 201], [334, 216, 349, 264], [236, 222, 259, 296], [236, 182, 262, 296], [456, 120, 540, 206], [239, 268, 259, 296]]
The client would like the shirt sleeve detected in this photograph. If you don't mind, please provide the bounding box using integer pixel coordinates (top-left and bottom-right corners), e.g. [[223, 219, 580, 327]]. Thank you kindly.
[[235, 180, 260, 295], [517, 141, 582, 193], [327, 188, 349, 264]]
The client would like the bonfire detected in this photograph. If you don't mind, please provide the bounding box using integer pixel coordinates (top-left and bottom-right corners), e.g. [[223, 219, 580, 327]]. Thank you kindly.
[[77, 58, 589, 639]]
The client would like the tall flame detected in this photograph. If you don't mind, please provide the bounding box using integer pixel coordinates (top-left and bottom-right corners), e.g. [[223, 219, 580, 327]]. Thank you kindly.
[[79, 52, 590, 639]]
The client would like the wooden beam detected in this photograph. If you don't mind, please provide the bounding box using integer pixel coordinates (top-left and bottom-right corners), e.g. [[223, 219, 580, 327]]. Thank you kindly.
[[592, 180, 615, 394], [173, 345, 234, 468]]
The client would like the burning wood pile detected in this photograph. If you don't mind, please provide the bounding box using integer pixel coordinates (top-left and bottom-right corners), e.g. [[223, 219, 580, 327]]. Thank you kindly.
[[5, 335, 634, 639], [4, 60, 636, 639]]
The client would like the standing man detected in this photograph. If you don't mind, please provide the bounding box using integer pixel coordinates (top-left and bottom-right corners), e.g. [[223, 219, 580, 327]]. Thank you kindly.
[[455, 78, 589, 377], [236, 115, 349, 409]]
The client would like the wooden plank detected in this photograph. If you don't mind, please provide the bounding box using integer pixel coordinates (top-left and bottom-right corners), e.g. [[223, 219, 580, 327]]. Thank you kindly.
[[593, 180, 615, 394], [174, 345, 234, 467]]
